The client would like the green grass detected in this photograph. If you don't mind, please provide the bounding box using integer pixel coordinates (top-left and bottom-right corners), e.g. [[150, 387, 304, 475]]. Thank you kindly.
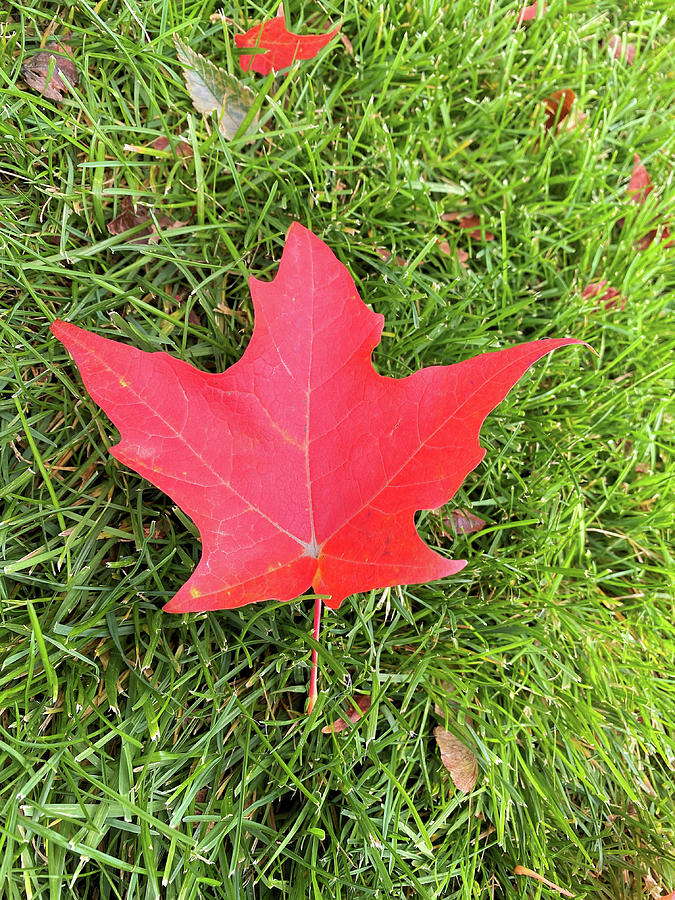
[[1, 0, 674, 897]]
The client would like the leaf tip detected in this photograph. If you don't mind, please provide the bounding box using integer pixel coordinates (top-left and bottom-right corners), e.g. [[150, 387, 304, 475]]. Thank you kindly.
[[51, 319, 79, 345]]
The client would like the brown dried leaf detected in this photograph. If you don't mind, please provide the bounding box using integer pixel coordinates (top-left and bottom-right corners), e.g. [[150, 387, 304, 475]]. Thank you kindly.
[[150, 136, 193, 157], [444, 508, 486, 536], [322, 694, 371, 733], [433, 726, 478, 792], [21, 43, 78, 101], [437, 240, 469, 269], [459, 214, 495, 241], [107, 198, 186, 245], [375, 247, 407, 267]]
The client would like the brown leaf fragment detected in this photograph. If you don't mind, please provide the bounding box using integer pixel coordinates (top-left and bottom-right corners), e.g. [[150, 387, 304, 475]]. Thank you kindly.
[[441, 211, 464, 222], [437, 240, 469, 268], [608, 35, 636, 65], [433, 726, 478, 792], [459, 214, 495, 241], [543, 89, 576, 133], [21, 43, 78, 101], [375, 247, 407, 267], [149, 136, 194, 158], [107, 198, 186, 245], [322, 694, 371, 733], [514, 866, 574, 898], [444, 508, 486, 536], [340, 32, 354, 56], [124, 136, 194, 160]]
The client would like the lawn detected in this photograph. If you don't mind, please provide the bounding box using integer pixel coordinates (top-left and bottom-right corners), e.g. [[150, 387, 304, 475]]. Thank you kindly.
[[1, 0, 674, 898]]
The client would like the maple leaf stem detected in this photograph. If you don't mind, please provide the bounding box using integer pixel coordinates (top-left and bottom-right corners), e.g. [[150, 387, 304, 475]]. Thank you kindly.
[[307, 595, 322, 715]]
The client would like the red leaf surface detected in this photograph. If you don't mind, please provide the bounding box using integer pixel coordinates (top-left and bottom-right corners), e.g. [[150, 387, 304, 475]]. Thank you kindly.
[[51, 224, 580, 613], [235, 17, 339, 75]]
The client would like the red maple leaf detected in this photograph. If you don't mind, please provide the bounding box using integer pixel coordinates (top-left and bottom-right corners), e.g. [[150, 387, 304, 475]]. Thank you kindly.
[[51, 224, 580, 614], [234, 17, 339, 75]]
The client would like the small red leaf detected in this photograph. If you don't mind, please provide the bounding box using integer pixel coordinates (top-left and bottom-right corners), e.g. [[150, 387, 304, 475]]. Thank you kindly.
[[543, 89, 575, 132], [52, 224, 582, 613], [608, 35, 636, 65], [235, 17, 339, 75], [628, 154, 653, 205], [516, 2, 545, 24], [623, 156, 673, 249], [322, 694, 371, 733], [444, 509, 486, 536], [582, 281, 626, 311]]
